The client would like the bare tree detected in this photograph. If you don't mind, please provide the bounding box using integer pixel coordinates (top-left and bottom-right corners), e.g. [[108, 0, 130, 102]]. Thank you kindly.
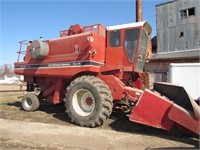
[[0, 64, 15, 77]]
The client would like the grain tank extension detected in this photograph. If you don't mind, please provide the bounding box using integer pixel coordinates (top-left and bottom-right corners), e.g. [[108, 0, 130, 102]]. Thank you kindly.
[[15, 22, 200, 135]]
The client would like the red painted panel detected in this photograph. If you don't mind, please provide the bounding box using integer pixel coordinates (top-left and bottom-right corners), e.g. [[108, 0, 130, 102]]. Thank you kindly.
[[15, 66, 100, 78], [98, 75, 142, 101], [98, 75, 125, 100], [129, 89, 174, 131], [24, 32, 105, 64], [60, 24, 106, 38], [105, 47, 124, 66], [168, 104, 200, 134]]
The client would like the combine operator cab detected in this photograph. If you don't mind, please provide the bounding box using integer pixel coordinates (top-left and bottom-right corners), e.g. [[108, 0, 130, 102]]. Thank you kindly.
[[103, 21, 152, 90], [106, 21, 151, 73]]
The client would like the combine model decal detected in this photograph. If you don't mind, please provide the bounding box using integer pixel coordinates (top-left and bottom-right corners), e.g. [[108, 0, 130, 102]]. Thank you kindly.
[[15, 60, 104, 69]]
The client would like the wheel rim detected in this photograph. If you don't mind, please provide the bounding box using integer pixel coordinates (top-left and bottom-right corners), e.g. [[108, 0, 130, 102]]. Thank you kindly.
[[72, 89, 95, 116], [24, 98, 32, 109], [34, 87, 41, 96]]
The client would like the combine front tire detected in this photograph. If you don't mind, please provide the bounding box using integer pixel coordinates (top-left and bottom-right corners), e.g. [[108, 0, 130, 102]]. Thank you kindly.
[[21, 93, 40, 112], [65, 76, 113, 127]]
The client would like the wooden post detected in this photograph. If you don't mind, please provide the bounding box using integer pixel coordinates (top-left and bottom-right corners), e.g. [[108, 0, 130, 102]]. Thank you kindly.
[[136, 0, 142, 22]]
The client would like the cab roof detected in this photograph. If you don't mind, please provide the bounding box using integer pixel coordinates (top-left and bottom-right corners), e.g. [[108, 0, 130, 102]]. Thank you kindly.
[[107, 21, 152, 35]]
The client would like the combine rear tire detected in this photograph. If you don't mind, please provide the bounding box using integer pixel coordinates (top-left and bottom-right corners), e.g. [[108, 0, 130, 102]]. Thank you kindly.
[[21, 93, 40, 112], [65, 76, 113, 127]]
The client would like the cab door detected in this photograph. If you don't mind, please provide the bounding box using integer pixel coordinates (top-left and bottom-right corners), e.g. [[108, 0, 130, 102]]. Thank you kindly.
[[106, 30, 123, 65], [134, 30, 148, 73], [124, 28, 140, 64]]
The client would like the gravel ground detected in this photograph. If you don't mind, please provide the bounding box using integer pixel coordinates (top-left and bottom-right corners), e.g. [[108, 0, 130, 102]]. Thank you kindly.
[[0, 84, 26, 91], [0, 85, 199, 149]]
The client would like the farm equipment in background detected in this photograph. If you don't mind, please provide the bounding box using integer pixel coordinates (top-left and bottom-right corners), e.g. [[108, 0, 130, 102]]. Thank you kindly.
[[14, 21, 200, 135]]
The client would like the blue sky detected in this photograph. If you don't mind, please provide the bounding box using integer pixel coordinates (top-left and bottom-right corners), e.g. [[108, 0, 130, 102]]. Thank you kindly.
[[0, 0, 166, 65]]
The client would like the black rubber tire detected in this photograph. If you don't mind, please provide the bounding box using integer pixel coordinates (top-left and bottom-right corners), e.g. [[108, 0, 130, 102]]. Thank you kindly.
[[21, 93, 40, 112], [65, 76, 113, 127]]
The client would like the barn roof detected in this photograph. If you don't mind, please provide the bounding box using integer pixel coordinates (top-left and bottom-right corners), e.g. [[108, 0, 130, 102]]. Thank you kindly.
[[150, 49, 200, 61]]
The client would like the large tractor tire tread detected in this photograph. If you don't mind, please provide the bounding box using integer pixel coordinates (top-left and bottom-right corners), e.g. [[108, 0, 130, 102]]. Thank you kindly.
[[65, 76, 113, 128]]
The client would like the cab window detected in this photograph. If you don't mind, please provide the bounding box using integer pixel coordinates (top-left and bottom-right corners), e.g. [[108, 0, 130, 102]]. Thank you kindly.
[[109, 30, 121, 47], [124, 28, 140, 63]]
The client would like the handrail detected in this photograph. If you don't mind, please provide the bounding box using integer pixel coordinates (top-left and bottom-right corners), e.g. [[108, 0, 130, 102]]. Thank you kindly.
[[17, 40, 28, 62]]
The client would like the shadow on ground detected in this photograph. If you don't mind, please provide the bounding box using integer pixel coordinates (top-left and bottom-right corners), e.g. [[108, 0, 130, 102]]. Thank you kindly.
[[2, 100, 71, 125], [5, 99, 200, 149], [109, 110, 199, 149], [39, 100, 71, 123]]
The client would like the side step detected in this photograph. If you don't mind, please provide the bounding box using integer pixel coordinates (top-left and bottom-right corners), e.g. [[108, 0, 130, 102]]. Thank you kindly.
[[129, 82, 200, 134]]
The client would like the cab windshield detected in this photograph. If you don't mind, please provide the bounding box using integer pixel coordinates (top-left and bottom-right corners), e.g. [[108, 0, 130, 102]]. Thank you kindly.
[[108, 27, 149, 64], [124, 28, 140, 63], [135, 29, 149, 71]]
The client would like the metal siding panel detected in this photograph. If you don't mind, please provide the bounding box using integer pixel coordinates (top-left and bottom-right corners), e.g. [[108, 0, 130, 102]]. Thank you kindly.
[[175, 24, 193, 50], [157, 5, 166, 53], [176, 0, 182, 26], [163, 5, 169, 52], [175, 25, 184, 50], [174, 0, 200, 51], [168, 2, 176, 27], [182, 0, 189, 9], [193, 22, 200, 49], [180, 0, 190, 26], [184, 24, 193, 50], [194, 1, 200, 49], [157, 0, 200, 53], [164, 28, 169, 52], [168, 27, 176, 51], [156, 6, 162, 52], [161, 4, 169, 52]]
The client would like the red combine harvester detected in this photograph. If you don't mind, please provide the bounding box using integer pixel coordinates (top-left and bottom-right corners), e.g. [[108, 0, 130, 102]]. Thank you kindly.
[[14, 22, 200, 134]]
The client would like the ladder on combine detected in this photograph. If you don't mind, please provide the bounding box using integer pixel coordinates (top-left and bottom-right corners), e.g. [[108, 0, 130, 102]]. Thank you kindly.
[[17, 40, 28, 62]]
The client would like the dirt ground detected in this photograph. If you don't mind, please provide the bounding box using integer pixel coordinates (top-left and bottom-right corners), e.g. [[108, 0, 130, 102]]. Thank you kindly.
[[0, 85, 199, 149], [0, 84, 26, 92]]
